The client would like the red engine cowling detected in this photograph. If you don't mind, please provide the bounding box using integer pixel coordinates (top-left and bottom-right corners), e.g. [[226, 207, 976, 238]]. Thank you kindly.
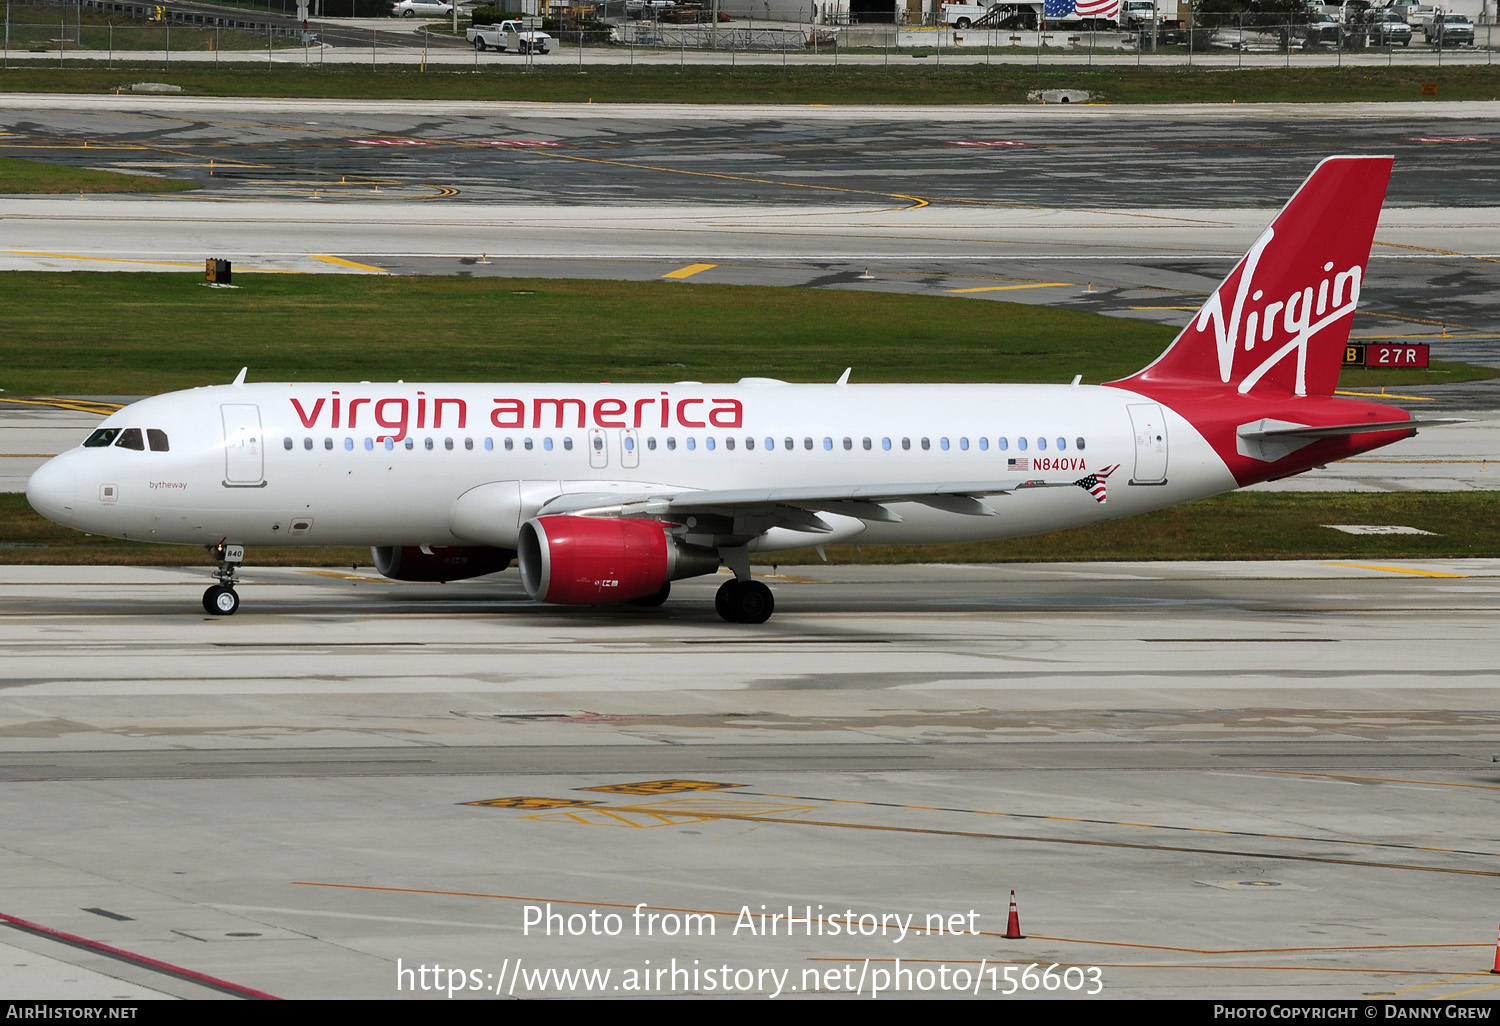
[[517, 515, 717, 605], [371, 545, 515, 582]]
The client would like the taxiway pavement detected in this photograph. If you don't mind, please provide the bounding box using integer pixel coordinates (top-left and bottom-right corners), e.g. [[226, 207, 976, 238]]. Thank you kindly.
[[1, 561, 1499, 999]]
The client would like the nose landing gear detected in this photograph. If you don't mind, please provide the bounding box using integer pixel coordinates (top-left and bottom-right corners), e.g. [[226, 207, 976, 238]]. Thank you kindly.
[[203, 541, 245, 616]]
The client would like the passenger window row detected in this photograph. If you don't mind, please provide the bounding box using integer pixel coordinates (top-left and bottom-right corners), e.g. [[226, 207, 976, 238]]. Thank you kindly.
[[281, 434, 1088, 454]]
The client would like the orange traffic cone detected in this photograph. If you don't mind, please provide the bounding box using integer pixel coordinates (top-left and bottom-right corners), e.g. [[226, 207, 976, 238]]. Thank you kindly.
[[1005, 890, 1025, 939], [1490, 923, 1500, 974]]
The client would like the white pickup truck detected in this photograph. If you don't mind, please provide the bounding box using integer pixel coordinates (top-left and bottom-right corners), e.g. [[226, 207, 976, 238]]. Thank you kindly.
[[467, 20, 552, 54], [940, 2, 997, 28]]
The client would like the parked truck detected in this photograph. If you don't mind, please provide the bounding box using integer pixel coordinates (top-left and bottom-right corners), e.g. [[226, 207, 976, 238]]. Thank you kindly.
[[1423, 11, 1475, 45], [467, 19, 553, 54], [940, 2, 1001, 29], [1121, 1, 1186, 43]]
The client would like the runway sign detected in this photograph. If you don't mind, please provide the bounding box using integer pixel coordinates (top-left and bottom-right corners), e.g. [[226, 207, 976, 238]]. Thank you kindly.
[[1343, 343, 1429, 368]]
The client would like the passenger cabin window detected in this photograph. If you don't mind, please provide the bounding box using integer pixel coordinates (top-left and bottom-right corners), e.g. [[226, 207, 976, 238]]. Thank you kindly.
[[84, 428, 120, 448], [115, 428, 145, 451], [147, 429, 170, 452]]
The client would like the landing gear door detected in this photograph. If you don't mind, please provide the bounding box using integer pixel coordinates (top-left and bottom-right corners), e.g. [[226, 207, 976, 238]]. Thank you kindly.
[[588, 428, 608, 469], [1128, 402, 1168, 484], [221, 403, 266, 487]]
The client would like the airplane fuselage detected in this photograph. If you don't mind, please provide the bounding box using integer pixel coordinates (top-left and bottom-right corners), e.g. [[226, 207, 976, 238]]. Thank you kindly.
[[27, 379, 1400, 553]]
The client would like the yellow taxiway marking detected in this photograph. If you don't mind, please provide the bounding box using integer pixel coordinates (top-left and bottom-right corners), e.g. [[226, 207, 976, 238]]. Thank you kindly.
[[0, 397, 122, 415], [748, 790, 1499, 859], [661, 263, 717, 280], [299, 570, 394, 583], [1334, 389, 1436, 401], [813, 956, 1483, 973], [1434, 982, 1500, 998], [4, 250, 202, 269], [1375, 239, 1500, 266], [1259, 770, 1500, 793], [1323, 563, 1467, 578], [579, 779, 737, 795], [947, 282, 1073, 294], [1377, 974, 1500, 998], [525, 148, 929, 212], [1341, 458, 1489, 465], [311, 254, 389, 273], [3, 250, 301, 273], [1358, 332, 1500, 340]]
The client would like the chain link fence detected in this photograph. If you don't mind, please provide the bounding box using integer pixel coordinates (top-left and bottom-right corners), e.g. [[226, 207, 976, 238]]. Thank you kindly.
[[2, 0, 1495, 67]]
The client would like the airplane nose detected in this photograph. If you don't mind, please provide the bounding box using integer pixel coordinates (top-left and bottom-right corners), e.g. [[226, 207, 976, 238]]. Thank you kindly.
[[26, 458, 76, 523]]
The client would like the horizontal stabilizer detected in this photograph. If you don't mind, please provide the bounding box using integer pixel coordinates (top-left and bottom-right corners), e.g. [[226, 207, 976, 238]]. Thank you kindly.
[[1236, 416, 1464, 462]]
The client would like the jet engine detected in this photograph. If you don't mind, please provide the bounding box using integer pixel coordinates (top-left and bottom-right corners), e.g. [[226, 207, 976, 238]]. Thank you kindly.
[[371, 545, 515, 582], [517, 515, 719, 605]]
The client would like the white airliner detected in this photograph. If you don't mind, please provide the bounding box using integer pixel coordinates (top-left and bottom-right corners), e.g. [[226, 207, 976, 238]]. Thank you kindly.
[[26, 155, 1438, 623]]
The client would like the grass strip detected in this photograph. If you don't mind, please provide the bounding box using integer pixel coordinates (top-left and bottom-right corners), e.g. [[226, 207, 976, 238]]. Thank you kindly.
[[0, 155, 199, 194], [1, 64, 1499, 104], [0, 273, 1484, 394]]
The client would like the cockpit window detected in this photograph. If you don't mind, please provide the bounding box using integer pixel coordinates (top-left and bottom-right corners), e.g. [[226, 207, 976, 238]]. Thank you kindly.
[[83, 428, 120, 448], [115, 428, 145, 451], [147, 429, 170, 452]]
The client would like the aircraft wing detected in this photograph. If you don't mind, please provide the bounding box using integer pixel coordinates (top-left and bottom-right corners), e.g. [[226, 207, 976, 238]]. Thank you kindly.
[[537, 478, 1061, 534]]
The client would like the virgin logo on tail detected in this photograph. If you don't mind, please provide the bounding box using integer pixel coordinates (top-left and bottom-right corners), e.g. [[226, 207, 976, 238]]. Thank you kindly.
[[1115, 155, 1393, 400], [1195, 228, 1364, 396]]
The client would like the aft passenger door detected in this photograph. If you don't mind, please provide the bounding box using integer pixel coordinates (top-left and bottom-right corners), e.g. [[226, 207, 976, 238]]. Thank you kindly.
[[1128, 403, 1168, 484]]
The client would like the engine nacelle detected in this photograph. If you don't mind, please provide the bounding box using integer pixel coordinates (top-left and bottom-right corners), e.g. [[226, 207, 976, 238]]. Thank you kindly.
[[371, 545, 515, 583], [517, 515, 718, 605]]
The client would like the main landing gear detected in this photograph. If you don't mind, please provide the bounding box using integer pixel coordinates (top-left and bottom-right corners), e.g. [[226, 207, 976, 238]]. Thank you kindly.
[[715, 578, 774, 624], [203, 541, 245, 616]]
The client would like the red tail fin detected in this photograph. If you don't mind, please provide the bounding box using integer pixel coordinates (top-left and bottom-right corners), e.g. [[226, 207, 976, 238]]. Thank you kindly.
[[1113, 155, 1392, 398]]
